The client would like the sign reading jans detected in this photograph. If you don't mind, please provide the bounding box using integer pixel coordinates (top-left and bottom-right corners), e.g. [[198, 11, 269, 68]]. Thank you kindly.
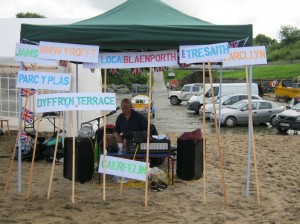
[[36, 93, 116, 113], [14, 43, 56, 65]]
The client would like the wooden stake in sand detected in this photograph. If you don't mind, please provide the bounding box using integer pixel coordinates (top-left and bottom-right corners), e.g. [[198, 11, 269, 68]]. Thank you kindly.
[[245, 66, 261, 205], [202, 63, 207, 204], [102, 69, 107, 201], [27, 87, 45, 198], [208, 61, 227, 204], [71, 110, 76, 203], [47, 112, 63, 199], [144, 67, 152, 207], [26, 111, 42, 198], [4, 91, 30, 194]]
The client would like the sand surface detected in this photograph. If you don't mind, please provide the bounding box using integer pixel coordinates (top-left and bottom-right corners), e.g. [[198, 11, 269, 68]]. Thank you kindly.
[[1, 72, 299, 223]]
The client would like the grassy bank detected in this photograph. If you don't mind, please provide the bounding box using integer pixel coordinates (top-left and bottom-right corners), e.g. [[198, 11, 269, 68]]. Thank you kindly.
[[163, 64, 300, 85]]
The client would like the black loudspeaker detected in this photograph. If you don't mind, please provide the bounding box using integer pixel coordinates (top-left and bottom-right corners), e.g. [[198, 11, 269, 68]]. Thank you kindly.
[[63, 137, 94, 183], [176, 139, 203, 180]]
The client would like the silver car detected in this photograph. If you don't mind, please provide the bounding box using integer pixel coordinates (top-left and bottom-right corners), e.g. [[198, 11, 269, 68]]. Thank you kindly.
[[210, 99, 284, 127], [274, 103, 300, 133], [200, 94, 262, 119]]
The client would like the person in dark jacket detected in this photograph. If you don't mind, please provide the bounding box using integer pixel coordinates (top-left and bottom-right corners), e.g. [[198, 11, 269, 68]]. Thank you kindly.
[[114, 98, 148, 146]]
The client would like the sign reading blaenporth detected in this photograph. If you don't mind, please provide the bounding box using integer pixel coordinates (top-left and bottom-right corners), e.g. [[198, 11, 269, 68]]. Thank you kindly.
[[83, 50, 178, 69]]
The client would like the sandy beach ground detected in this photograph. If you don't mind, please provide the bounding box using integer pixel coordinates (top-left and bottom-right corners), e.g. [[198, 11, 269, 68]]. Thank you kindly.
[[0, 72, 300, 223]]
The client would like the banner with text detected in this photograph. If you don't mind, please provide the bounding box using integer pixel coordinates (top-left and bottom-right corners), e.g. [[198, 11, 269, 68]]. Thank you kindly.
[[179, 42, 229, 63], [35, 92, 116, 113], [38, 41, 99, 63], [83, 50, 178, 69], [98, 155, 148, 181], [222, 46, 267, 67], [14, 43, 57, 65], [16, 71, 71, 91]]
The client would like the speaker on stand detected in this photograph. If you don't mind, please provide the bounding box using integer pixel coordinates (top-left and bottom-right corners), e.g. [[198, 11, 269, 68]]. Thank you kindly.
[[176, 139, 203, 180], [63, 137, 94, 183]]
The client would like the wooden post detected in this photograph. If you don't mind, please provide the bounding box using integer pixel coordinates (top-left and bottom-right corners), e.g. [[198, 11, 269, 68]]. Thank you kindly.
[[47, 112, 63, 199], [26, 112, 42, 198], [202, 63, 207, 204], [208, 62, 227, 204], [144, 67, 152, 207], [103, 69, 107, 201], [71, 110, 76, 203], [245, 66, 261, 205]]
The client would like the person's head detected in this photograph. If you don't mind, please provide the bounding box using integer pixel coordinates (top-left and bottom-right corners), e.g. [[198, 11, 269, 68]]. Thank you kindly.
[[121, 98, 133, 115], [296, 95, 300, 101]]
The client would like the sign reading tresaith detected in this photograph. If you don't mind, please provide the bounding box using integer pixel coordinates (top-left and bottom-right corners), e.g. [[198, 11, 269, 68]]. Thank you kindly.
[[98, 155, 148, 181], [38, 41, 99, 63], [16, 71, 71, 91], [36, 93, 116, 113], [179, 42, 229, 63]]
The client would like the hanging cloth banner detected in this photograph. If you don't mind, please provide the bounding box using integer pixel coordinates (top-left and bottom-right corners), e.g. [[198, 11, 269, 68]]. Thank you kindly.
[[35, 92, 116, 113], [14, 43, 57, 65], [16, 71, 71, 91], [222, 46, 267, 67], [179, 42, 229, 63], [38, 41, 99, 63], [83, 49, 178, 69]]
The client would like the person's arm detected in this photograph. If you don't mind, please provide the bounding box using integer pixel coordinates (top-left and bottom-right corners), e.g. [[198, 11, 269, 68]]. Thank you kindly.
[[114, 116, 123, 143], [114, 132, 123, 143]]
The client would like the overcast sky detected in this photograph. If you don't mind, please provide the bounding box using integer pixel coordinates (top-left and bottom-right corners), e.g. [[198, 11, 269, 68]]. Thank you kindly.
[[1, 0, 300, 40]]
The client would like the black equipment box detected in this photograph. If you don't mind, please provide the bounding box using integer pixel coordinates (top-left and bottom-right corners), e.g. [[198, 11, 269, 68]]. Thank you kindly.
[[176, 139, 203, 181], [126, 138, 171, 154], [63, 137, 94, 184]]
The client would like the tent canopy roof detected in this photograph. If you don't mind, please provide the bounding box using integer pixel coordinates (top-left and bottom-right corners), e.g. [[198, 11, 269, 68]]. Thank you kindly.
[[75, 0, 211, 26], [20, 0, 252, 51]]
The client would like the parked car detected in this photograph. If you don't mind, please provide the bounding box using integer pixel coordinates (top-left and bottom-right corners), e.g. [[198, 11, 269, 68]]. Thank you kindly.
[[274, 103, 300, 133], [186, 83, 258, 113], [200, 94, 262, 119], [168, 83, 202, 105], [209, 99, 284, 127]]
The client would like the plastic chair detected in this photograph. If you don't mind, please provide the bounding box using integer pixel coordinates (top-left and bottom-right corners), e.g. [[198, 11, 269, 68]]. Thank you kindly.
[[0, 118, 10, 136]]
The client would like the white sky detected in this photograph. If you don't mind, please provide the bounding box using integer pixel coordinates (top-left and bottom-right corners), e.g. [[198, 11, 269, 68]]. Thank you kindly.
[[0, 0, 300, 40]]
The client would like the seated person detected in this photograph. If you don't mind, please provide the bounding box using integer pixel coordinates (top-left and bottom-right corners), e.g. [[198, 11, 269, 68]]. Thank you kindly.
[[294, 95, 300, 106], [289, 94, 300, 107], [114, 98, 148, 148]]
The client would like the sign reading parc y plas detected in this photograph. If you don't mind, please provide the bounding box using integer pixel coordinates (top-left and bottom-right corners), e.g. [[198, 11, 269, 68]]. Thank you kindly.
[[16, 71, 71, 91], [35, 92, 116, 113], [98, 155, 148, 181], [38, 41, 99, 63]]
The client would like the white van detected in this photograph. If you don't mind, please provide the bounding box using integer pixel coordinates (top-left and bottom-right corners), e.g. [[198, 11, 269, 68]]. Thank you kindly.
[[186, 83, 259, 113]]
